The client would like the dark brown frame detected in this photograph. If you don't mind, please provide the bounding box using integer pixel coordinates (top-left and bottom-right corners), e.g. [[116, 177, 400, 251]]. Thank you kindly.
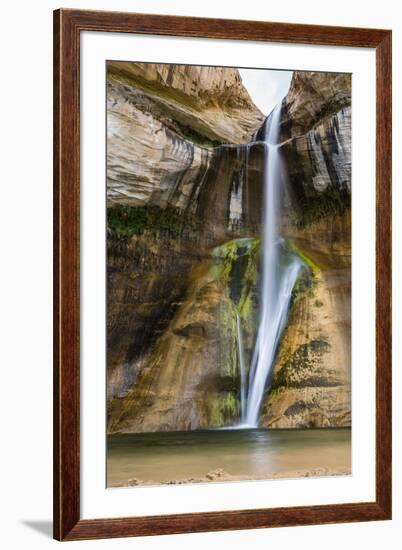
[[54, 8, 392, 541]]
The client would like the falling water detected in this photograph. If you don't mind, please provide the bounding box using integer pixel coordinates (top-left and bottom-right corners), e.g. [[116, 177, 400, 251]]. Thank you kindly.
[[236, 312, 247, 423], [244, 104, 302, 427]]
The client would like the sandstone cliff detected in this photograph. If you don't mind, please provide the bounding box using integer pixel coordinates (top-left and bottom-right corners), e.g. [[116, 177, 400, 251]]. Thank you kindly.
[[108, 62, 264, 145], [107, 62, 264, 205], [106, 66, 351, 432]]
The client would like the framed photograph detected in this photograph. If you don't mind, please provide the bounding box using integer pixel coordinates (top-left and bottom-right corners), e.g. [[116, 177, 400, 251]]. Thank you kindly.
[[54, 8, 392, 541]]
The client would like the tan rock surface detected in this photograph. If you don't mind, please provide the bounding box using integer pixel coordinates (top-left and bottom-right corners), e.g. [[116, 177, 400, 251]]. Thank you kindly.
[[108, 62, 264, 144], [261, 265, 351, 428], [281, 71, 351, 139]]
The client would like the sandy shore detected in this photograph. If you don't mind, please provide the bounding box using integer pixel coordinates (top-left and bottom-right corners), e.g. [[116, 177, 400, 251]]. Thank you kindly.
[[110, 467, 351, 488]]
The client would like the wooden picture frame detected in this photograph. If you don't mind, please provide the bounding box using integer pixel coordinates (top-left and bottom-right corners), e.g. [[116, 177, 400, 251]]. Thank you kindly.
[[53, 8, 392, 541]]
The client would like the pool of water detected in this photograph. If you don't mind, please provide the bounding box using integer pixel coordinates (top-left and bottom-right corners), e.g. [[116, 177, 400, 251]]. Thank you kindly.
[[107, 428, 351, 487]]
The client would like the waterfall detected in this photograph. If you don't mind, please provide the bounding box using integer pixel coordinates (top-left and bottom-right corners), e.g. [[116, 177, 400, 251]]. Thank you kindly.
[[243, 104, 302, 427], [236, 312, 247, 423]]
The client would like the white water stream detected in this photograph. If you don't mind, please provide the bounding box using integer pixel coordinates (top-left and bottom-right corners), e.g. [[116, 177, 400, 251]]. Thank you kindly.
[[237, 105, 302, 427]]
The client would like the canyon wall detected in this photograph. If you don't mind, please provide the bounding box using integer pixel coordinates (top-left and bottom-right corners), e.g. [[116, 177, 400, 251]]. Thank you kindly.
[[106, 65, 351, 432]]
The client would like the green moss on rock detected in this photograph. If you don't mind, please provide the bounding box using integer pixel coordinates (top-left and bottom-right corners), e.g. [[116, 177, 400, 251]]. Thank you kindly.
[[210, 237, 260, 314], [107, 204, 192, 239], [284, 239, 320, 275], [207, 392, 240, 426]]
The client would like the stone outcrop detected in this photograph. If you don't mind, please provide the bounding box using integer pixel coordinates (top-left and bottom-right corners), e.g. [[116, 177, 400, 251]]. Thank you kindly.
[[280, 72, 351, 140], [107, 78, 210, 206], [106, 65, 352, 433], [107, 62, 264, 205], [108, 62, 264, 144]]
